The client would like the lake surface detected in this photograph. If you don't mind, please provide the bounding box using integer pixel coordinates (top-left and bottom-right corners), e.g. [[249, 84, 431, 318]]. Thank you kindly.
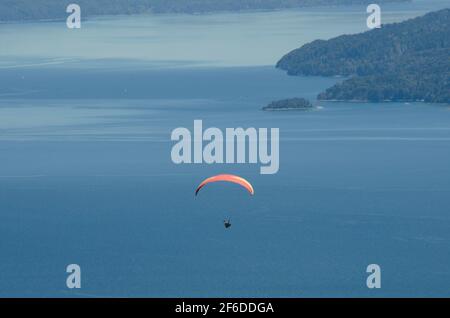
[[0, 1, 449, 297]]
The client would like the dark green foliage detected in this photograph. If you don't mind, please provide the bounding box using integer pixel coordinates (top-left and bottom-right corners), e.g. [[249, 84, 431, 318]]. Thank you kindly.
[[263, 98, 313, 110], [277, 9, 450, 103]]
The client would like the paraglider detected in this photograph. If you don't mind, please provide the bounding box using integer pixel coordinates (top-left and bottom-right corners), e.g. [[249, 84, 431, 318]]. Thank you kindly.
[[224, 219, 232, 229], [195, 174, 254, 229], [195, 174, 254, 196]]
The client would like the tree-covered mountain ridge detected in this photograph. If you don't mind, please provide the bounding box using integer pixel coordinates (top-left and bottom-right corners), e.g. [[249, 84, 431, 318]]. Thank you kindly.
[[276, 8, 450, 103]]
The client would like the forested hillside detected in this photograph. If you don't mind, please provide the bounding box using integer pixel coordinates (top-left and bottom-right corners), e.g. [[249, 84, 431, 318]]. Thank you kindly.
[[277, 9, 450, 103]]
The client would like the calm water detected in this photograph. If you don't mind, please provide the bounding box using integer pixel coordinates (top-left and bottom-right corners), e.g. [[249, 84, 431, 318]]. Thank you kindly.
[[1, 1, 450, 297]]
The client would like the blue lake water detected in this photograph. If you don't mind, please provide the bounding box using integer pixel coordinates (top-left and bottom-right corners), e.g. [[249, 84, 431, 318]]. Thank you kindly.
[[0, 1, 450, 297]]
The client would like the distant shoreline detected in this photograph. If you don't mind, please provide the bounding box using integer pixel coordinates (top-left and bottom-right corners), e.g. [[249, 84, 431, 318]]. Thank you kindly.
[[0, 5, 385, 25], [0, 0, 411, 24]]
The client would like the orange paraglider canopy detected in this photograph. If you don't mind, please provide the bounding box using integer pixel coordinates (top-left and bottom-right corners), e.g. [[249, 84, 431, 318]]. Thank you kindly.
[[195, 174, 254, 196]]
